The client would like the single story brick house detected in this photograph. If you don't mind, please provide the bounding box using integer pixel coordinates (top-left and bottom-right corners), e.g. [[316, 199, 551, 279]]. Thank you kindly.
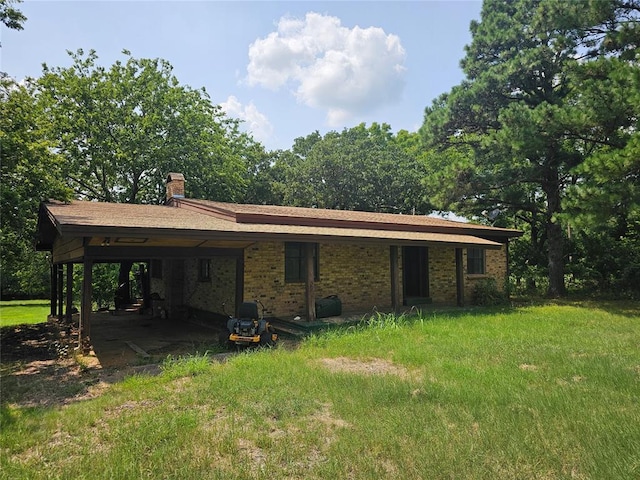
[[37, 173, 521, 344]]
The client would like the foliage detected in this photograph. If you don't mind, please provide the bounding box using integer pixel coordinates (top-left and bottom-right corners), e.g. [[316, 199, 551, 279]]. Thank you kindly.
[[0, 76, 71, 298], [267, 123, 432, 214], [37, 49, 256, 205], [471, 277, 508, 306], [568, 221, 640, 297], [419, 0, 640, 297], [91, 264, 120, 310], [0, 0, 26, 32]]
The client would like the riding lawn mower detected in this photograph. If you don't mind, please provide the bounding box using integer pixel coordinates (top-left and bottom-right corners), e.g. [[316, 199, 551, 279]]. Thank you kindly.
[[220, 300, 278, 348]]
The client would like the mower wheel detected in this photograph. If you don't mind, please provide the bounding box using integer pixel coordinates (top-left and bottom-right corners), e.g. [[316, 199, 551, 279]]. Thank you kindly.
[[218, 331, 233, 349], [260, 330, 275, 348]]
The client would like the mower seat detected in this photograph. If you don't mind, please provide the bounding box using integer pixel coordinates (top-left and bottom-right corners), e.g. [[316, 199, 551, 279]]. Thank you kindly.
[[238, 302, 259, 320]]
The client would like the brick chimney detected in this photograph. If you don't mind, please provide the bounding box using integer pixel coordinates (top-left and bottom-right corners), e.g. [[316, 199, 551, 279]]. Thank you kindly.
[[166, 173, 185, 204]]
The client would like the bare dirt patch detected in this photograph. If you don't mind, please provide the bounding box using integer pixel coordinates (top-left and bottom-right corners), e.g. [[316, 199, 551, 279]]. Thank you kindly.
[[317, 356, 411, 378], [0, 316, 215, 408], [0, 318, 96, 407], [519, 363, 539, 371]]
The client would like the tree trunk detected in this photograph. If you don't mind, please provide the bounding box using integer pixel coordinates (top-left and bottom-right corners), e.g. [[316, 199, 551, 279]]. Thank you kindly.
[[115, 260, 133, 308], [546, 220, 566, 297], [543, 172, 566, 298]]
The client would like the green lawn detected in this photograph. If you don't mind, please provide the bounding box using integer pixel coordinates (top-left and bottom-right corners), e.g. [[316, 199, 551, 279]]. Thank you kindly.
[[0, 300, 50, 327], [1, 303, 639, 479]]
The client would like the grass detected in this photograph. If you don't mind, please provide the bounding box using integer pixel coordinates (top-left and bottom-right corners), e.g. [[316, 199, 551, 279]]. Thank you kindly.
[[1, 303, 639, 479], [0, 300, 50, 327]]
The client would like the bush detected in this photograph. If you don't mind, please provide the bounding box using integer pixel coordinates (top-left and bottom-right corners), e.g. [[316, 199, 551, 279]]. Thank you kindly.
[[472, 278, 508, 306]]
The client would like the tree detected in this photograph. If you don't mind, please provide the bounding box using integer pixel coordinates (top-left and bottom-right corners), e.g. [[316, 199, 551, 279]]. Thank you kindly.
[[0, 75, 70, 297], [1, 50, 270, 297], [0, 0, 26, 32], [37, 49, 253, 205], [420, 0, 639, 297], [272, 123, 431, 214]]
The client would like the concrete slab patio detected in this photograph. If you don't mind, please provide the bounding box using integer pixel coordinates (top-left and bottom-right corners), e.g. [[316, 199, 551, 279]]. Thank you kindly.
[[87, 310, 225, 368]]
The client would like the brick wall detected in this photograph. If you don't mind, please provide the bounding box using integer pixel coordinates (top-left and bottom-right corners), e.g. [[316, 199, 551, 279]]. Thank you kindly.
[[161, 240, 509, 318], [243, 242, 392, 319], [401, 244, 508, 305], [427, 246, 458, 303], [463, 245, 508, 301], [183, 257, 237, 314], [317, 243, 392, 312]]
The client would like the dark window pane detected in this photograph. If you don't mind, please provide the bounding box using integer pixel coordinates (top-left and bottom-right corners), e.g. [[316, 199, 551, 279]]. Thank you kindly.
[[467, 248, 485, 275], [285, 242, 319, 283]]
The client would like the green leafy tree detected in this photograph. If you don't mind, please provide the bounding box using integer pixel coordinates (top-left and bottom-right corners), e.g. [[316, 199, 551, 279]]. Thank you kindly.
[[0, 0, 26, 32], [0, 76, 70, 297], [274, 123, 431, 214], [1, 50, 269, 297], [420, 0, 639, 297], [37, 49, 252, 205]]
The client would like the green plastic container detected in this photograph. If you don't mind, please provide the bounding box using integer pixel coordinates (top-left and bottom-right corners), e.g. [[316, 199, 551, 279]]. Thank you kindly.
[[315, 295, 342, 318]]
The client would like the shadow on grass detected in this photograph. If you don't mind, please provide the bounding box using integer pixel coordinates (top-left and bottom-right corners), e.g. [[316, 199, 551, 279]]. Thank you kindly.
[[510, 295, 640, 318], [0, 356, 103, 409], [0, 317, 231, 410], [1, 319, 146, 409]]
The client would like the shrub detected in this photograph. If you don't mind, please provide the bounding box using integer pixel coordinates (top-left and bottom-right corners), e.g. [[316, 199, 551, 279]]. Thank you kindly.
[[472, 278, 508, 306]]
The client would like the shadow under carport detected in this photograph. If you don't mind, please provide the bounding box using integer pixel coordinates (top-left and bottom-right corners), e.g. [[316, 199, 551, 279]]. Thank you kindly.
[[88, 310, 225, 368]]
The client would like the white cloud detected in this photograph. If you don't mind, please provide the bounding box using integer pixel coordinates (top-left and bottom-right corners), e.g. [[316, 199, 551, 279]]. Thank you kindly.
[[246, 12, 406, 126], [220, 95, 274, 143]]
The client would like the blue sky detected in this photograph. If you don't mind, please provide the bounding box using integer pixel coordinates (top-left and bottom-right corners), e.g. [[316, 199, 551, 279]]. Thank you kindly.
[[2, 1, 482, 151]]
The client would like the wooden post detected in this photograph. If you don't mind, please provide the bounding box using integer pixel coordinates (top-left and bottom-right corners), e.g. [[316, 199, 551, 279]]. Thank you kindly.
[[235, 253, 244, 317], [390, 246, 401, 312], [80, 258, 93, 353], [66, 263, 74, 323], [50, 264, 57, 317], [455, 248, 465, 307], [305, 243, 316, 323], [57, 264, 64, 319]]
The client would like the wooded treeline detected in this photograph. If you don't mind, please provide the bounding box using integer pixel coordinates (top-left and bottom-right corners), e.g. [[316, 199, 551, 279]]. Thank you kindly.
[[2, 0, 638, 299]]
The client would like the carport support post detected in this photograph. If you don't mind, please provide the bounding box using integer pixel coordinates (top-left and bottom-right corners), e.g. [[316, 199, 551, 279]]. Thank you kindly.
[[305, 243, 316, 323], [66, 264, 74, 323], [455, 248, 465, 307], [80, 258, 93, 354], [390, 246, 401, 313], [50, 264, 58, 317], [57, 264, 64, 319]]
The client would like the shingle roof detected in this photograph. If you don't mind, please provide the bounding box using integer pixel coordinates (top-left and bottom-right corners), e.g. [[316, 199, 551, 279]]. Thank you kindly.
[[39, 199, 520, 249], [175, 198, 521, 237]]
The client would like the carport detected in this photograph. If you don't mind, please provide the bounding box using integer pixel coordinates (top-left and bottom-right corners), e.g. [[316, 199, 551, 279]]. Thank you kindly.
[[87, 309, 224, 368], [37, 201, 251, 354]]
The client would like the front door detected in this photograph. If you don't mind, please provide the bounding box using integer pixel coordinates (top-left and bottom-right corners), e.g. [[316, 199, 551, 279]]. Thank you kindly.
[[402, 246, 429, 304]]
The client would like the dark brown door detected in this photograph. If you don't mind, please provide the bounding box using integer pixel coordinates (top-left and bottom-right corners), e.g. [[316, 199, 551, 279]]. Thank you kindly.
[[403, 246, 429, 302]]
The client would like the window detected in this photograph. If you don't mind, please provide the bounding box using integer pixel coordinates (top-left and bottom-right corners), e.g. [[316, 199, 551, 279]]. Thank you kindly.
[[467, 248, 486, 275], [198, 258, 211, 282], [285, 242, 319, 283], [151, 259, 162, 279]]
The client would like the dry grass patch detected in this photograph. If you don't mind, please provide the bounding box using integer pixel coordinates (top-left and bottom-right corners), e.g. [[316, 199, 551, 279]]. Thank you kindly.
[[519, 363, 538, 371], [316, 356, 412, 379]]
